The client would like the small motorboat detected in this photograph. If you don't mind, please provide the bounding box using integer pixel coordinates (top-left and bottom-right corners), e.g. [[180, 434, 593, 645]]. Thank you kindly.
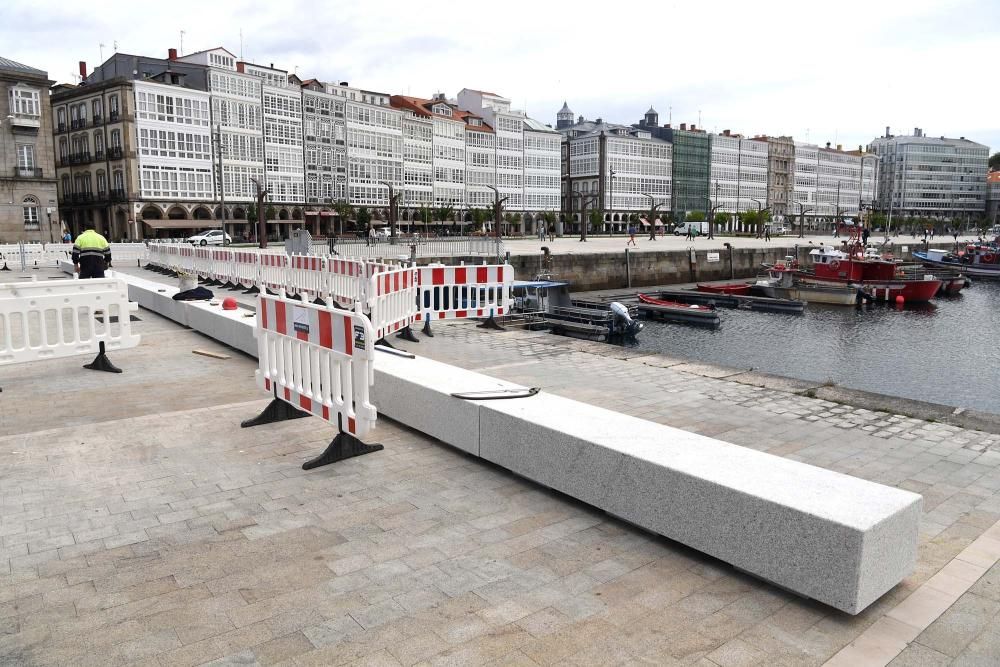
[[636, 293, 721, 328], [696, 282, 750, 296]]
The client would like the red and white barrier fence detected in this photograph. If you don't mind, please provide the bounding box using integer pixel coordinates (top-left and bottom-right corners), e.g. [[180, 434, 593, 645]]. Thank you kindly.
[[367, 265, 420, 340], [414, 263, 512, 322]]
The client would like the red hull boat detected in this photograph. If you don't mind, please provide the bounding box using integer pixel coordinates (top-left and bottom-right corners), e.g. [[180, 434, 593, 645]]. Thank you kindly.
[[696, 282, 751, 296], [796, 246, 942, 303]]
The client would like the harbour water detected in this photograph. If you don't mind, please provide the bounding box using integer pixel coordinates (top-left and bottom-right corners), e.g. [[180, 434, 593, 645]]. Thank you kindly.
[[632, 280, 1000, 415]]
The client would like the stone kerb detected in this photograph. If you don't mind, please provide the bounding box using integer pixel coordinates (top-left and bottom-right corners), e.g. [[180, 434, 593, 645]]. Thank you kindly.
[[371, 351, 525, 456], [478, 392, 921, 614]]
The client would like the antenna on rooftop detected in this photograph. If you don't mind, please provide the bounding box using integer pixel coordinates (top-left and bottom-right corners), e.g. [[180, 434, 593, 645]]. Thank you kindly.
[[669, 106, 672, 125], [99, 43, 105, 63], [698, 109, 702, 127], [239, 28, 244, 58], [113, 41, 118, 52], [180, 30, 186, 56]]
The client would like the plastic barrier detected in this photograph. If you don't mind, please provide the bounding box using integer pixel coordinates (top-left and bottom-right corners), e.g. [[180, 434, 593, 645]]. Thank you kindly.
[[258, 253, 288, 292], [193, 246, 213, 280], [243, 292, 381, 470], [414, 263, 513, 322], [324, 257, 367, 305], [108, 243, 149, 265], [0, 277, 140, 380], [367, 265, 419, 341], [232, 250, 261, 291], [287, 254, 327, 301], [210, 248, 234, 286]]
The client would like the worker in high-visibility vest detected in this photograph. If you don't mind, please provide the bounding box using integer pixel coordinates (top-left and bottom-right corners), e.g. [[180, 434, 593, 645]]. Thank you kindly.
[[72, 226, 112, 279]]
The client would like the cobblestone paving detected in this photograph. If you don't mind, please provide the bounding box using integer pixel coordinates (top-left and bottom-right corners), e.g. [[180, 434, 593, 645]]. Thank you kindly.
[[2, 310, 1000, 665]]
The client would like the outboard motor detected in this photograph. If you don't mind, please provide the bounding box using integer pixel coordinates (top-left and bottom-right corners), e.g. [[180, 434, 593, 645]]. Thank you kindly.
[[610, 302, 643, 336]]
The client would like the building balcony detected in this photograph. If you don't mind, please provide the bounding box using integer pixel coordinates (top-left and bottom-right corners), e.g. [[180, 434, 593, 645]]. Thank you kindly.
[[10, 113, 40, 129], [57, 122, 66, 133], [109, 111, 120, 122], [12, 167, 43, 178], [93, 114, 103, 125], [70, 119, 82, 130], [107, 146, 123, 160], [110, 188, 127, 201], [94, 150, 105, 160]]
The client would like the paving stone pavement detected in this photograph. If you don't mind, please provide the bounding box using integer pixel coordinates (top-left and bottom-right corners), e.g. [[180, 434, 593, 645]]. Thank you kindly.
[[2, 300, 1000, 664]]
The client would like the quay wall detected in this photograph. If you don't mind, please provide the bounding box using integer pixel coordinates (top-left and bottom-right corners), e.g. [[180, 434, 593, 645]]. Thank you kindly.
[[420, 241, 954, 292]]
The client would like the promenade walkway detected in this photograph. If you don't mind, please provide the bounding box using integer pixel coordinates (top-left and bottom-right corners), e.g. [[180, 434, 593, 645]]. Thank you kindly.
[[1, 269, 998, 666]]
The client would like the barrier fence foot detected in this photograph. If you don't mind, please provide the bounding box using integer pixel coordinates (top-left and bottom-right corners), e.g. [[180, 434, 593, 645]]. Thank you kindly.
[[374, 337, 395, 349], [1, 261, 12, 271], [421, 319, 434, 337], [396, 326, 419, 343], [302, 431, 383, 470], [240, 397, 310, 428], [289, 293, 303, 301], [477, 316, 505, 331], [243, 285, 260, 295], [83, 341, 123, 374], [312, 297, 326, 306], [222, 281, 238, 290]]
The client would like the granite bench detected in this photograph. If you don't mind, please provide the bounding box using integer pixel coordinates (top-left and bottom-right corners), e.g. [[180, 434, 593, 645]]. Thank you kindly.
[[372, 351, 921, 615]]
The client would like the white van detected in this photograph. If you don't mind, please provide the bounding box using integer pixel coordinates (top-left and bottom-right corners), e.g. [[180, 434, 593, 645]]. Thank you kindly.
[[673, 221, 709, 237]]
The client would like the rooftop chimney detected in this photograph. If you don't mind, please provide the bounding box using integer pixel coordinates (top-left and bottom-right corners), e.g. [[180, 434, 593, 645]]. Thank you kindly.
[[78, 61, 87, 78], [340, 81, 348, 86], [885, 126, 890, 137], [596, 117, 602, 124], [837, 144, 842, 151], [826, 142, 831, 149], [723, 129, 730, 136], [168, 48, 177, 61], [665, 123, 671, 129], [914, 127, 920, 137], [236, 62, 244, 73], [680, 123, 687, 130], [691, 124, 697, 131]]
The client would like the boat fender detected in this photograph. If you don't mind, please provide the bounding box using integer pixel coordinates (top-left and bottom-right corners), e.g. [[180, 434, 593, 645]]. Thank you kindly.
[[983, 253, 995, 263], [830, 260, 840, 270]]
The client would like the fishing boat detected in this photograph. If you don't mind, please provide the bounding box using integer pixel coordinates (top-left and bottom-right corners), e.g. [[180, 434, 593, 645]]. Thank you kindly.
[[863, 247, 968, 295], [696, 282, 751, 296], [636, 293, 721, 328], [514, 279, 643, 340], [913, 246, 1000, 279], [754, 261, 865, 306], [796, 246, 942, 302]]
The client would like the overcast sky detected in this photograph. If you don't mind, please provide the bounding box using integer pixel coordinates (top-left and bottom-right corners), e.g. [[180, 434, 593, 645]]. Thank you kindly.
[[5, 0, 997, 153]]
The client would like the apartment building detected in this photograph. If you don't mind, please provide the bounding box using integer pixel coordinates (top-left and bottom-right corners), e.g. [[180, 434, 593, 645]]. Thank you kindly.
[[458, 90, 524, 213], [792, 142, 878, 229], [709, 130, 768, 232], [244, 62, 304, 206], [1, 56, 58, 242], [868, 128, 988, 220], [987, 171, 1000, 225]]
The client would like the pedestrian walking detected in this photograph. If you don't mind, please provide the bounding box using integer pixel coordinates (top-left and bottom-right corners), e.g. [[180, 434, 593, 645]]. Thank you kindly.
[[626, 224, 636, 246], [72, 225, 111, 279], [686, 225, 695, 241], [862, 226, 870, 246], [548, 223, 555, 242], [930, 228, 936, 239], [367, 224, 376, 246], [764, 225, 771, 242], [62, 230, 72, 243], [537, 222, 545, 242]]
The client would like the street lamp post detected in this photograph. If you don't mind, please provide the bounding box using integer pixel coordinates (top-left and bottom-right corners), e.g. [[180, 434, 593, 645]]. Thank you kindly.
[[571, 189, 599, 242], [213, 124, 229, 245], [377, 180, 400, 243], [750, 197, 768, 238]]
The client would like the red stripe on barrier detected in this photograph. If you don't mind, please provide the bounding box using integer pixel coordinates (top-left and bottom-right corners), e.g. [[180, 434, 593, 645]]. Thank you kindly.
[[283, 387, 291, 401], [299, 395, 312, 412], [477, 309, 483, 316], [455, 267, 466, 284], [477, 266, 488, 283], [319, 310, 332, 349], [265, 377, 271, 390], [261, 298, 269, 330], [322, 405, 330, 421], [343, 317, 353, 355], [275, 301, 287, 335], [456, 310, 467, 318], [348, 416, 356, 434], [432, 268, 444, 285], [497, 266, 504, 281], [393, 272, 399, 292]]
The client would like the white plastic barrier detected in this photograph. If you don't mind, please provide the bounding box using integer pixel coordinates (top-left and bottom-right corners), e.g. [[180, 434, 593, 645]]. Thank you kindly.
[[259, 253, 288, 292], [44, 243, 74, 265], [287, 254, 327, 301], [0, 277, 140, 366], [210, 248, 234, 284], [108, 243, 149, 264], [366, 264, 419, 340], [254, 293, 376, 437], [414, 263, 513, 323], [232, 250, 260, 289], [324, 257, 366, 305], [193, 246, 213, 279]]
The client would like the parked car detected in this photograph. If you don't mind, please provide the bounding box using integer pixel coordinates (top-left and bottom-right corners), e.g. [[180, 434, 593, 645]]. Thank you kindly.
[[186, 230, 232, 246]]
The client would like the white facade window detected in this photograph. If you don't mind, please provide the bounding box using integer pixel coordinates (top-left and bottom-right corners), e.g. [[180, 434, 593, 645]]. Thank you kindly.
[[16, 144, 35, 168], [9, 86, 40, 118], [22, 196, 39, 228]]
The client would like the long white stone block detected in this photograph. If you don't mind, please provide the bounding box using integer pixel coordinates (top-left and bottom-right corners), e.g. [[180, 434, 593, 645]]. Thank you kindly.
[[372, 351, 526, 456], [478, 392, 921, 614]]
